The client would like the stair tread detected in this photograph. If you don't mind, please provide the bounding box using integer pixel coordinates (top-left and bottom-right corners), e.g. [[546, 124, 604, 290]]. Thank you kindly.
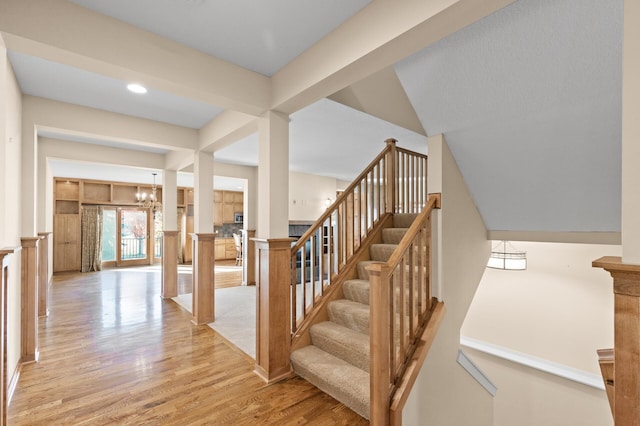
[[291, 345, 370, 419], [328, 299, 370, 335], [311, 321, 370, 372]]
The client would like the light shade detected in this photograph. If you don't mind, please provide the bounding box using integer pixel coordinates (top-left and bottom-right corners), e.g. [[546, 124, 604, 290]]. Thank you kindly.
[[487, 240, 527, 270], [127, 83, 147, 94]]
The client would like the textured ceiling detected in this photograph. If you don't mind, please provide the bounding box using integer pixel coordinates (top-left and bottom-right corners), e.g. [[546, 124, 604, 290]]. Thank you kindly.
[[8, 51, 224, 129], [395, 0, 622, 233], [69, 0, 370, 76]]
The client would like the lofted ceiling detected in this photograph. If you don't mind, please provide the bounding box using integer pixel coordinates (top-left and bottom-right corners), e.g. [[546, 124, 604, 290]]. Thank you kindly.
[[1, 0, 624, 236], [395, 0, 622, 234]]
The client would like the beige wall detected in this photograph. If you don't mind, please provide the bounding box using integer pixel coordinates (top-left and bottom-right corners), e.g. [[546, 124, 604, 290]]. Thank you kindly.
[[289, 171, 339, 222], [403, 134, 494, 425], [461, 241, 615, 425], [466, 348, 613, 426], [462, 242, 617, 373], [2, 48, 23, 389]]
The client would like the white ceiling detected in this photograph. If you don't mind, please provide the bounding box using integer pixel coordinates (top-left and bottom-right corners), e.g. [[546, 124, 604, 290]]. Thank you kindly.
[[9, 51, 224, 129], [3, 0, 625, 234], [68, 0, 371, 76], [215, 98, 427, 182]]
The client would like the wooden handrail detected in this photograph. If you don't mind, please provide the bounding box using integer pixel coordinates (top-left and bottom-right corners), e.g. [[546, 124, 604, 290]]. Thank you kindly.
[[291, 143, 393, 254], [289, 140, 429, 339], [286, 139, 432, 425], [597, 348, 614, 416], [369, 193, 442, 425]]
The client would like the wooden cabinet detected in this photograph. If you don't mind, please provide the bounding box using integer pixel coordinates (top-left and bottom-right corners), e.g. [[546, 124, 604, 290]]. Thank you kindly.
[[212, 238, 236, 260], [225, 239, 236, 260], [214, 191, 223, 226], [214, 239, 226, 260], [55, 180, 80, 214], [54, 179, 81, 272], [53, 214, 81, 272], [220, 191, 243, 224]]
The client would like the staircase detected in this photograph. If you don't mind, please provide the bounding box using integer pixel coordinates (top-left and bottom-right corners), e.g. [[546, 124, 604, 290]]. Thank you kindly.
[[290, 214, 417, 419]]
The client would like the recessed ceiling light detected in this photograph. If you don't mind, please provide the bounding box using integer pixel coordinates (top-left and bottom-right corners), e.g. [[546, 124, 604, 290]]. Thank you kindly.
[[127, 83, 147, 94]]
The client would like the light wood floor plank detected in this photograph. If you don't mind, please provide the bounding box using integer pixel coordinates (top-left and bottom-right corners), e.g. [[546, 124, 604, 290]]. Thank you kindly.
[[8, 267, 367, 425]]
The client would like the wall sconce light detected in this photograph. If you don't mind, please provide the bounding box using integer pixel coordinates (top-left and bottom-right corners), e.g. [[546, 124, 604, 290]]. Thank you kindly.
[[487, 240, 527, 270], [325, 197, 332, 208]]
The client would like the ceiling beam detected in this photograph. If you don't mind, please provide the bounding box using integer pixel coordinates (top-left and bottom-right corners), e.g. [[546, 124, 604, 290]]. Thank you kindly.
[[199, 110, 258, 153], [0, 0, 270, 116], [40, 138, 165, 170], [24, 96, 199, 151]]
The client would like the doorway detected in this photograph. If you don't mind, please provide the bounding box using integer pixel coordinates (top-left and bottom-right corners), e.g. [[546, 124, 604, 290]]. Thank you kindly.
[[118, 208, 150, 266]]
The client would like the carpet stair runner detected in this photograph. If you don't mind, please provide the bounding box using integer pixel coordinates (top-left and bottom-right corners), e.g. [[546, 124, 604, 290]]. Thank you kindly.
[[290, 213, 418, 420]]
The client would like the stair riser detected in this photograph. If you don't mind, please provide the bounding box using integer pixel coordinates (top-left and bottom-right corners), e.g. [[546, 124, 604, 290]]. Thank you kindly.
[[328, 301, 370, 335], [310, 323, 370, 373], [343, 280, 370, 305]]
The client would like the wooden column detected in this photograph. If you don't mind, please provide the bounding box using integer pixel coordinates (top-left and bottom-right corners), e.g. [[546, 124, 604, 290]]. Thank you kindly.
[[0, 248, 16, 426], [253, 238, 293, 384], [242, 230, 256, 286], [593, 256, 640, 425], [37, 232, 51, 317], [192, 233, 215, 325], [21, 237, 41, 363], [161, 231, 179, 298]]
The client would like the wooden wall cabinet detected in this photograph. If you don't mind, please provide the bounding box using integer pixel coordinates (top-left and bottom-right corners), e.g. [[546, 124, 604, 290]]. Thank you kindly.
[[52, 177, 244, 268], [54, 179, 82, 272], [53, 214, 81, 272]]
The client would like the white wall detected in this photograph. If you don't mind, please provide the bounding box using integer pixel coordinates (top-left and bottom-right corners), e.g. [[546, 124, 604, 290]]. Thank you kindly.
[[2, 47, 23, 389], [289, 171, 340, 221], [403, 134, 494, 425], [461, 241, 616, 425]]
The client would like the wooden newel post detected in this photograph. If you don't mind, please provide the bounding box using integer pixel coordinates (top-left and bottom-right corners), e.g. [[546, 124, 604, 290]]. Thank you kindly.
[[0, 248, 17, 426], [37, 232, 51, 317], [253, 238, 294, 384], [369, 262, 391, 425], [242, 230, 256, 286], [161, 230, 179, 298], [21, 236, 42, 363], [385, 138, 397, 215], [192, 233, 216, 325], [593, 256, 640, 426]]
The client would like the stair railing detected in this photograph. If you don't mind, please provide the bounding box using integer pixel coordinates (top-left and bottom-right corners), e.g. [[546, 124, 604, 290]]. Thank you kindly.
[[290, 139, 428, 337], [368, 193, 443, 425]]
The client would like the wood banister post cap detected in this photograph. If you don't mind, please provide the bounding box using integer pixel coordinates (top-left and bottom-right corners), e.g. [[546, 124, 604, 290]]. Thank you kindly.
[[385, 138, 397, 146]]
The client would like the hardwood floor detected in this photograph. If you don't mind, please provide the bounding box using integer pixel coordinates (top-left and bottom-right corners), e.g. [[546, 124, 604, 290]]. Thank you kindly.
[[8, 268, 367, 425]]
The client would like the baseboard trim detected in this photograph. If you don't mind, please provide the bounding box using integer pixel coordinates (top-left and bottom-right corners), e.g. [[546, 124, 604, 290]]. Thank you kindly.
[[460, 336, 605, 390], [457, 349, 497, 396], [7, 361, 22, 405]]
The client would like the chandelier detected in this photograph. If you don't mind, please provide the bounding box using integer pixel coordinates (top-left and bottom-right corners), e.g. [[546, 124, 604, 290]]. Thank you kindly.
[[487, 240, 527, 270], [136, 172, 162, 215]]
